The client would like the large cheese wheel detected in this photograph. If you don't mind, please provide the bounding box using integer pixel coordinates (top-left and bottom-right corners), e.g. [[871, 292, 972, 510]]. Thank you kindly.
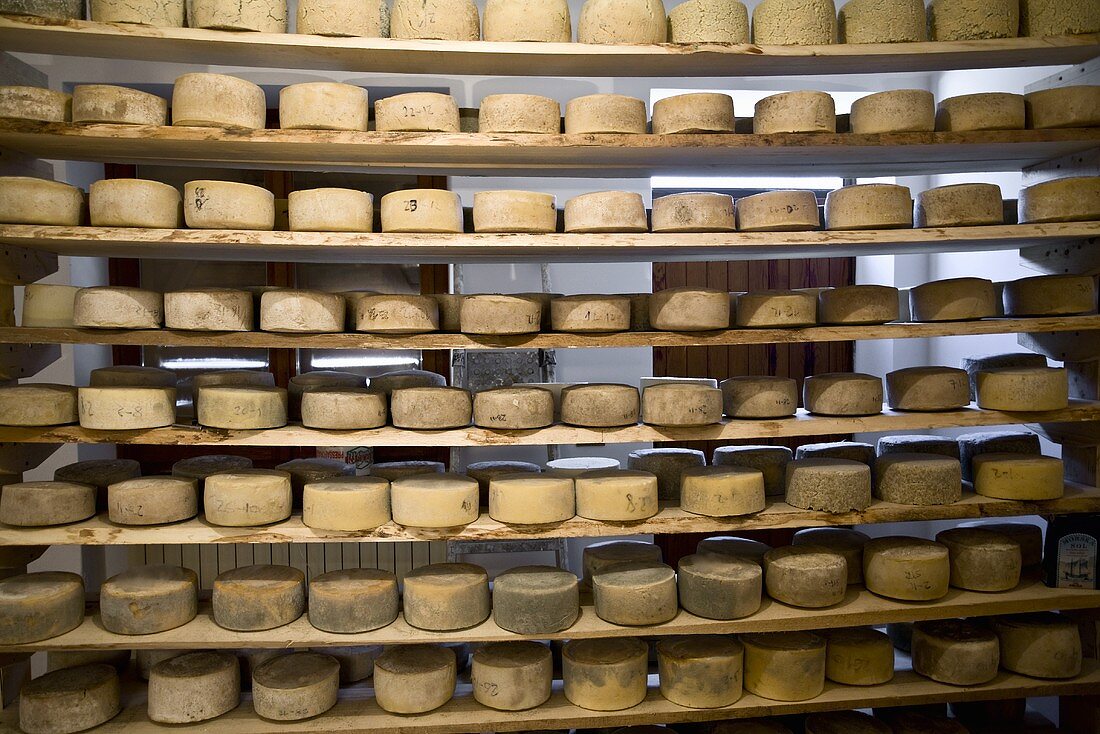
[[1026, 86, 1100, 129], [667, 0, 748, 42], [77, 386, 175, 429], [785, 458, 872, 512], [403, 562, 490, 631], [792, 527, 869, 584], [592, 560, 677, 625], [108, 476, 198, 525], [18, 664, 120, 734], [390, 0, 479, 39], [741, 632, 826, 701], [296, 0, 388, 35], [483, 0, 571, 40], [391, 386, 471, 429], [649, 287, 730, 330], [795, 440, 874, 465], [391, 472, 478, 527], [574, 469, 659, 520], [736, 190, 820, 231], [1018, 176, 1100, 223], [0, 86, 70, 123], [489, 474, 574, 523], [754, 91, 835, 133], [680, 465, 765, 517], [100, 565, 197, 635], [259, 290, 344, 333], [764, 545, 847, 608], [308, 568, 398, 633], [379, 189, 463, 233], [582, 540, 662, 584], [196, 385, 286, 429], [252, 652, 339, 721], [164, 288, 252, 331], [658, 636, 744, 708], [651, 192, 736, 233], [189, 0, 286, 31], [929, 0, 1018, 40], [1004, 274, 1096, 316], [564, 191, 647, 233], [912, 619, 1000, 685], [204, 469, 292, 526], [626, 446, 705, 500], [560, 383, 639, 426], [288, 188, 372, 232], [713, 445, 791, 496], [479, 94, 560, 134], [825, 183, 913, 230], [72, 85, 167, 127], [460, 294, 542, 334], [936, 527, 1022, 592], [550, 294, 631, 332], [839, 0, 925, 42], [0, 384, 77, 426], [577, 0, 666, 42], [915, 183, 1004, 228], [720, 376, 798, 419], [874, 453, 962, 505], [909, 277, 997, 321], [147, 652, 239, 724], [212, 564, 305, 631], [471, 642, 553, 711], [936, 92, 1025, 131], [735, 289, 816, 327], [642, 383, 722, 426], [565, 94, 647, 134], [171, 73, 266, 129], [375, 92, 460, 132], [992, 613, 1083, 679], [818, 285, 899, 324], [885, 366, 969, 411], [803, 372, 882, 416], [279, 82, 367, 131], [373, 645, 456, 714], [752, 0, 836, 44], [652, 93, 734, 134], [0, 177, 83, 226], [22, 284, 78, 328], [863, 536, 950, 601], [302, 475, 390, 531], [677, 552, 761, 619], [353, 294, 438, 333], [473, 190, 557, 233], [0, 572, 84, 644], [73, 287, 162, 329], [562, 637, 648, 711], [183, 180, 274, 230], [850, 89, 933, 133], [492, 565, 579, 634], [976, 366, 1068, 411], [822, 627, 894, 685], [300, 388, 386, 430]]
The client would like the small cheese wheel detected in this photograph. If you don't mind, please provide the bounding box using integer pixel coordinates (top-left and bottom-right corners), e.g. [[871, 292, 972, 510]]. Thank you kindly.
[[22, 284, 79, 328], [959, 431, 1043, 481], [0, 572, 84, 644], [626, 446, 705, 500], [792, 527, 869, 584], [582, 540, 663, 584], [652, 93, 734, 135], [1004, 274, 1096, 316], [929, 0, 1019, 40], [489, 473, 574, 523], [886, 366, 969, 411], [466, 460, 540, 504], [680, 465, 765, 517], [279, 82, 367, 131], [550, 294, 631, 332], [0, 384, 77, 426], [302, 475, 390, 531], [473, 190, 557, 233], [379, 189, 463, 233], [196, 385, 287, 429], [300, 388, 386, 430], [108, 476, 198, 525], [212, 564, 305, 631], [73, 287, 162, 329], [720, 376, 797, 419], [171, 73, 266, 129], [713, 445, 792, 496], [992, 613, 1083, 679], [764, 545, 847, 608], [460, 294, 542, 335], [562, 637, 648, 711], [818, 285, 899, 325], [375, 92, 460, 132], [785, 458, 872, 513], [839, 0, 925, 42], [912, 619, 1000, 685], [592, 560, 677, 625], [189, 0, 286, 30], [736, 190, 820, 231], [288, 188, 372, 232], [795, 440, 874, 465], [642, 383, 722, 426], [403, 562, 489, 631], [963, 522, 1043, 567], [479, 94, 560, 134], [565, 94, 647, 134], [574, 469, 659, 521], [391, 386, 471, 429], [483, 0, 571, 41], [183, 180, 274, 230], [650, 192, 736, 233], [667, 0, 749, 42], [909, 277, 997, 321], [369, 460, 444, 481], [863, 536, 950, 601], [742, 632, 826, 701], [0, 86, 70, 123], [259, 289, 344, 333], [936, 92, 1025, 132], [0, 177, 83, 226], [288, 370, 363, 417], [752, 0, 836, 44], [649, 287, 730, 330], [915, 183, 1004, 228], [735, 289, 816, 327], [492, 566, 579, 634], [936, 527, 1022, 592], [1018, 176, 1100, 223], [822, 627, 894, 685], [658, 636, 744, 709], [577, 0, 666, 42], [19, 664, 120, 734], [391, 472, 478, 527], [147, 651, 239, 724], [564, 191, 647, 233], [308, 568, 398, 633], [677, 553, 761, 619], [100, 565, 197, 635], [471, 642, 553, 711], [77, 386, 175, 430], [547, 456, 621, 476], [252, 652, 339, 721], [874, 453, 962, 505], [877, 434, 961, 459], [353, 294, 438, 334], [72, 84, 167, 125], [825, 183, 913, 230], [1026, 86, 1100, 129], [803, 372, 882, 416], [976, 367, 1068, 411], [390, 0, 479, 39], [164, 288, 253, 331], [754, 91, 835, 133], [560, 383, 639, 426], [374, 645, 456, 714], [296, 0, 388, 35], [850, 89, 933, 134], [204, 469, 292, 526]]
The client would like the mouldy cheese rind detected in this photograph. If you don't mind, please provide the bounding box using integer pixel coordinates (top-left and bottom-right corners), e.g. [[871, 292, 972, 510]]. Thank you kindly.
[[577, 0, 666, 43]]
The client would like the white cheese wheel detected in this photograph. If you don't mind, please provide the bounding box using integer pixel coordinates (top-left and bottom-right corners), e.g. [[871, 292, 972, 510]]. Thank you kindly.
[[736, 189, 821, 231], [252, 652, 339, 721], [391, 386, 471, 429], [391, 472, 478, 527], [912, 619, 1000, 685], [308, 568, 398, 633], [300, 388, 386, 430], [564, 191, 647, 233], [992, 613, 1083, 679], [651, 192, 736, 233], [818, 285, 899, 325], [785, 458, 872, 512], [560, 383, 639, 426], [1004, 274, 1096, 316], [22, 284, 79, 328], [1026, 85, 1100, 129], [379, 189, 463, 233], [680, 465, 765, 517], [77, 386, 175, 429], [1019, 176, 1100, 223], [0, 384, 77, 425], [915, 183, 1004, 228], [369, 459, 444, 481], [713, 445, 792, 496], [795, 440, 874, 465], [667, 0, 748, 42], [838, 0, 925, 42], [296, 0, 388, 35], [19, 664, 120, 734], [478, 94, 560, 134], [259, 289, 344, 333], [850, 89, 933, 134], [936, 527, 1022, 592], [754, 90, 835, 133], [390, 0, 479, 39], [929, 0, 1019, 40], [565, 94, 647, 134], [0, 176, 83, 226], [204, 469, 292, 526], [562, 637, 648, 711], [164, 288, 252, 331], [183, 180, 274, 230], [212, 564, 305, 631], [641, 383, 722, 426], [471, 642, 553, 711], [473, 190, 557, 233], [626, 446, 705, 500], [877, 434, 961, 459], [288, 188, 373, 232], [459, 294, 542, 334], [863, 536, 950, 601], [976, 367, 1068, 411], [375, 92, 460, 132], [72, 84, 167, 125], [279, 82, 367, 131], [483, 0, 571, 40], [909, 277, 997, 322], [720, 376, 797, 419], [171, 73, 266, 129], [147, 651, 239, 724], [108, 476, 198, 525], [288, 370, 363, 418], [547, 456, 622, 476], [0, 86, 70, 122], [649, 287, 730, 330], [822, 627, 894, 685], [735, 289, 816, 327], [885, 366, 969, 411], [658, 636, 744, 709], [741, 632, 826, 701], [577, 0, 666, 42], [677, 553, 761, 619], [803, 372, 882, 416], [492, 566, 579, 634], [550, 294, 631, 332], [0, 572, 84, 645], [100, 565, 197, 635], [474, 386, 554, 430], [652, 93, 734, 134], [403, 562, 489, 631], [825, 183, 913, 230], [189, 0, 286, 31], [592, 560, 677, 625], [373, 645, 456, 714], [73, 287, 162, 329], [792, 527, 868, 584], [196, 385, 287, 429], [574, 468, 659, 521], [873, 453, 962, 505], [0, 481, 95, 527], [764, 545, 847, 608], [582, 540, 662, 585], [936, 92, 1025, 131], [353, 294, 438, 333]]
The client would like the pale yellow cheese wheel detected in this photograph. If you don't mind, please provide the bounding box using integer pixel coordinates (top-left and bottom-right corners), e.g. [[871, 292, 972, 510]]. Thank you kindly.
[[735, 289, 816, 327], [1018, 176, 1100, 223], [192, 371, 275, 420], [18, 664, 120, 734], [73, 286, 162, 329], [936, 92, 1025, 131], [929, 0, 1019, 40], [489, 473, 574, 524], [560, 383, 640, 426], [822, 627, 894, 685], [353, 294, 439, 333], [288, 188, 372, 232], [473, 190, 557, 233], [550, 294, 631, 332], [652, 93, 734, 134], [565, 94, 647, 134], [564, 191, 648, 233], [189, 0, 286, 31], [850, 89, 934, 133], [972, 453, 1064, 500], [754, 91, 835, 133], [839, 0, 925, 42], [736, 189, 821, 231], [296, 0, 389, 35], [391, 472, 479, 527], [0, 86, 70, 123], [73, 84, 168, 124], [641, 382, 723, 426], [183, 180, 274, 230], [680, 465, 765, 517], [390, 0, 479, 39], [651, 192, 736, 232], [300, 388, 387, 429], [204, 469, 292, 526], [164, 288, 253, 331], [825, 183, 913, 230], [1003, 274, 1096, 316], [403, 562, 490, 631], [593, 559, 678, 625], [478, 94, 561, 134], [649, 286, 730, 330], [380, 189, 463, 233], [741, 632, 826, 701], [720, 376, 798, 418], [0, 384, 78, 425], [752, 0, 836, 43], [78, 386, 176, 429], [473, 386, 554, 429], [471, 641, 553, 711], [909, 277, 997, 321], [279, 82, 368, 131], [171, 73, 266, 129], [196, 385, 287, 429], [391, 386, 471, 429], [0, 481, 95, 526], [577, 0, 666, 43], [21, 284, 77, 328], [1026, 85, 1100, 129], [373, 645, 456, 714], [976, 366, 1068, 411], [302, 476, 390, 531], [914, 183, 1004, 227], [667, 0, 748, 42], [562, 637, 648, 711], [375, 92, 460, 132], [863, 536, 950, 601], [574, 468, 659, 520], [912, 618, 1000, 685], [0, 176, 83, 226], [308, 569, 399, 633], [460, 294, 542, 334], [483, 0, 570, 41], [260, 290, 345, 333], [108, 475, 198, 525], [251, 652, 340, 721], [764, 545, 847, 608], [992, 612, 1083, 679]]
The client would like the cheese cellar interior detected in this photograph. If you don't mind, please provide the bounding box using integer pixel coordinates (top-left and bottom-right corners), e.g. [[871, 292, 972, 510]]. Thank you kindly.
[[0, 0, 1098, 732]]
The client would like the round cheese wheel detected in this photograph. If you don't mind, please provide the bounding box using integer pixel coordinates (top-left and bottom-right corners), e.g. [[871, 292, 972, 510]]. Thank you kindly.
[[391, 386, 471, 429], [147, 651, 239, 723], [353, 294, 438, 333], [713, 445, 792, 496], [803, 372, 883, 416], [863, 536, 950, 601], [825, 183, 913, 230], [550, 294, 630, 332], [252, 652, 339, 721], [641, 383, 722, 426], [850, 89, 933, 134], [164, 288, 252, 331], [171, 73, 266, 129], [379, 189, 462, 233], [741, 632, 826, 701], [369, 460, 444, 481], [183, 180, 274, 230], [478, 94, 560, 134], [259, 289, 344, 333], [565, 94, 647, 134], [785, 458, 873, 513], [792, 527, 869, 584], [754, 91, 835, 133], [929, 0, 1019, 40], [279, 82, 367, 131], [492, 565, 579, 634], [564, 190, 647, 233], [0, 480, 94, 527], [649, 287, 730, 330], [1004, 274, 1096, 316], [651, 192, 736, 233], [936, 92, 1025, 131], [72, 84, 167, 125], [822, 627, 894, 685], [909, 277, 997, 322], [626, 446, 705, 500], [212, 564, 305, 631], [2, 0, 85, 20], [562, 637, 648, 711], [915, 183, 1004, 227], [488, 473, 574, 523], [189, 0, 286, 30], [196, 385, 286, 429], [0, 384, 77, 426], [471, 642, 553, 711], [373, 645, 456, 714], [667, 0, 749, 41], [204, 469, 292, 526], [483, 0, 571, 40], [963, 522, 1043, 567], [885, 366, 969, 411], [992, 612, 1083, 679], [296, 0, 388, 35], [976, 366, 1068, 411], [582, 540, 662, 585], [100, 564, 197, 635], [22, 284, 78, 328], [577, 0, 666, 42], [0, 86, 70, 123], [78, 386, 175, 429], [547, 456, 621, 476], [473, 190, 557, 233], [912, 619, 1000, 685], [592, 560, 677, 625], [677, 552, 761, 619], [736, 189, 820, 231], [0, 176, 83, 226], [574, 468, 659, 521], [473, 386, 554, 430], [764, 545, 847, 608], [391, 472, 478, 527], [720, 376, 797, 419], [560, 383, 640, 427], [735, 289, 816, 327], [795, 440, 874, 465], [1022, 0, 1100, 35], [0, 572, 84, 644], [308, 568, 398, 633], [403, 562, 489, 631], [839, 0, 925, 42], [19, 664, 120, 734], [1026, 85, 1100, 129], [652, 93, 734, 135], [429, 293, 463, 331], [288, 370, 364, 418], [73, 287, 162, 329], [375, 92, 460, 132], [877, 434, 961, 459], [680, 465, 765, 517], [874, 452, 962, 505], [1018, 176, 1100, 223], [459, 294, 541, 334], [108, 476, 198, 525], [390, 0, 479, 39], [936, 526, 1022, 591], [300, 388, 386, 430], [288, 188, 372, 232], [658, 635, 744, 708], [302, 475, 390, 531], [818, 284, 899, 325]]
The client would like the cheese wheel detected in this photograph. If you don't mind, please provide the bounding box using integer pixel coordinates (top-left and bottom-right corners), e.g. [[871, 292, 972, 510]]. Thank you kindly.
[[375, 92, 460, 132], [764, 545, 847, 608], [0, 177, 83, 226], [713, 445, 792, 496], [825, 183, 913, 230], [642, 383, 722, 426], [252, 652, 339, 721], [369, 460, 444, 481], [391, 472, 478, 527], [915, 183, 1004, 227], [909, 277, 997, 322], [794, 440, 874, 465], [302, 475, 390, 531], [466, 460, 540, 505], [560, 383, 640, 426], [885, 366, 969, 411], [189, 0, 286, 30], [259, 289, 344, 333], [164, 288, 254, 332], [839, 0, 925, 42], [172, 454, 253, 487], [472, 190, 556, 233], [626, 446, 705, 500], [550, 294, 631, 332], [459, 294, 542, 334], [677, 553, 761, 619], [19, 664, 120, 734], [0, 572, 84, 644], [754, 91, 835, 133], [192, 371, 274, 417], [680, 465, 765, 517], [278, 82, 367, 131], [592, 560, 677, 625], [0, 384, 77, 426], [805, 712, 892, 734], [574, 468, 659, 521], [300, 388, 386, 430], [667, 0, 749, 42], [792, 527, 869, 584], [287, 187, 372, 232], [785, 458, 872, 513], [483, 0, 571, 41], [212, 564, 305, 631], [959, 431, 1043, 481], [564, 191, 647, 233], [1022, 0, 1100, 35], [0, 86, 70, 123], [183, 180, 274, 230], [818, 284, 899, 325], [390, 0, 479, 39], [652, 93, 734, 135], [752, 0, 835, 43], [147, 651, 239, 723], [471, 642, 553, 711], [403, 562, 489, 631], [373, 645, 456, 714], [489, 473, 574, 523], [863, 536, 950, 601], [736, 190, 820, 231], [296, 0, 388, 35], [992, 613, 1083, 679], [929, 0, 1018, 39], [492, 566, 579, 634], [877, 434, 960, 459], [582, 540, 662, 584], [850, 89, 933, 134], [650, 191, 736, 233], [195, 385, 286, 429], [562, 637, 648, 711], [741, 632, 826, 701], [353, 294, 438, 334], [912, 619, 999, 685], [72, 84, 167, 124], [874, 453, 962, 505], [577, 0, 666, 42], [379, 189, 463, 233], [1026, 86, 1100, 129], [73, 287, 162, 329], [288, 370, 363, 418], [565, 94, 647, 134], [649, 287, 730, 330], [1018, 176, 1100, 223], [803, 372, 882, 416], [720, 376, 797, 419], [171, 73, 266, 129], [547, 455, 621, 476], [22, 284, 78, 328], [936, 527, 1022, 591], [936, 92, 1025, 132], [964, 522, 1044, 567], [100, 565, 197, 635], [391, 386, 471, 429], [308, 568, 397, 633], [1004, 274, 1096, 316], [108, 476, 198, 525], [77, 386, 175, 430], [204, 469, 292, 526], [822, 627, 894, 685], [976, 367, 1068, 411], [735, 289, 816, 327], [479, 94, 560, 134], [657, 636, 744, 709]]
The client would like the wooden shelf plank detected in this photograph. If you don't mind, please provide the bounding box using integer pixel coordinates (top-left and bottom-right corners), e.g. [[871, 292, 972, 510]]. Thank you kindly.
[[1, 121, 1098, 177], [0, 222, 1097, 265], [2, 485, 1096, 546], [0, 401, 1097, 447], [1, 16, 1098, 77], [1, 315, 1099, 351]]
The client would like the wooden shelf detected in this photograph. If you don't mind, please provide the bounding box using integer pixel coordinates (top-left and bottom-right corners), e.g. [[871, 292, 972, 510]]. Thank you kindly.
[[1, 222, 1097, 265], [1, 16, 1098, 77], [1, 121, 1098, 177], [3, 485, 1097, 545]]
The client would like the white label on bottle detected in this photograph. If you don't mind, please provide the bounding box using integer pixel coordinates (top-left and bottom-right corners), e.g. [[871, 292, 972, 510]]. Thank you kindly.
[[1056, 532, 1097, 589]]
